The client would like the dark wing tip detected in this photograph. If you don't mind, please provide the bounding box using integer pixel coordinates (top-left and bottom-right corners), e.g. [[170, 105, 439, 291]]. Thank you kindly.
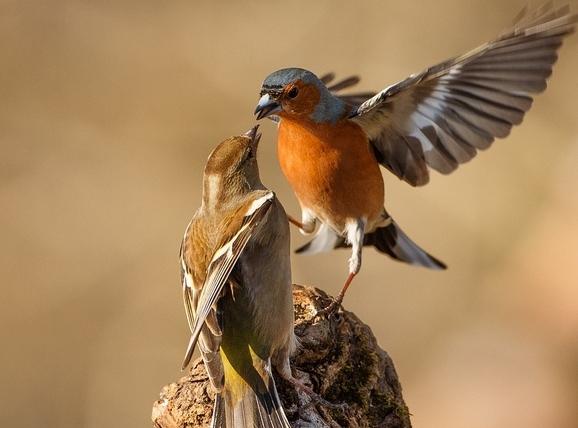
[[319, 72, 336, 84], [327, 75, 362, 92], [429, 255, 448, 270], [180, 335, 198, 371]]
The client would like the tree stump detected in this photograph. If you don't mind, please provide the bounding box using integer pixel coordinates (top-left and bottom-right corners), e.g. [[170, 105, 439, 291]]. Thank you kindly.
[[152, 285, 412, 427]]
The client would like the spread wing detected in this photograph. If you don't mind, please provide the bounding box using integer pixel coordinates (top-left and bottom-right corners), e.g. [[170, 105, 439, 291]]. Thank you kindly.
[[350, 4, 576, 186], [181, 191, 274, 370]]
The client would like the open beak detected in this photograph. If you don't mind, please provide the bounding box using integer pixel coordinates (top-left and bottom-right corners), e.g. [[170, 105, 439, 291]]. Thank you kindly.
[[254, 93, 281, 120], [243, 125, 261, 148]]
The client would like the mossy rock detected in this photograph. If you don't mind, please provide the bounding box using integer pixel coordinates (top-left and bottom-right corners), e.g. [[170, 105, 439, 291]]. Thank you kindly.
[[152, 285, 412, 428]]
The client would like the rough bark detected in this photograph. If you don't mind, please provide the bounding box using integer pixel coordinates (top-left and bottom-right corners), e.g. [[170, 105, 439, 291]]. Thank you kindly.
[[152, 285, 411, 427]]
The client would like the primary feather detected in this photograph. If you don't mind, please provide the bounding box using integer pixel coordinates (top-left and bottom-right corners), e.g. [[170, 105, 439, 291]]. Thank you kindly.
[[349, 4, 576, 186]]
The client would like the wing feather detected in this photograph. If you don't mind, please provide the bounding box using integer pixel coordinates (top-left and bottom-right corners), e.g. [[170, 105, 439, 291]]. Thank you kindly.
[[350, 4, 576, 185], [180, 219, 225, 388], [181, 192, 275, 370]]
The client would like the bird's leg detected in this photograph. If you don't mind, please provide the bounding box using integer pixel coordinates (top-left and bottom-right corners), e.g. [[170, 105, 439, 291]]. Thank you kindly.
[[288, 215, 305, 229], [318, 218, 365, 316], [287, 209, 316, 235], [316, 272, 356, 316]]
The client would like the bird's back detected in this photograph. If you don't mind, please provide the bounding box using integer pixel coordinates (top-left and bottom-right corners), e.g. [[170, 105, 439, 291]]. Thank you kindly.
[[184, 192, 293, 428]]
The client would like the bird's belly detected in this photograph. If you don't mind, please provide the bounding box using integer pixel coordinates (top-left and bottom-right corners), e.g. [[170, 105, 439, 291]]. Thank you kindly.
[[278, 120, 384, 232]]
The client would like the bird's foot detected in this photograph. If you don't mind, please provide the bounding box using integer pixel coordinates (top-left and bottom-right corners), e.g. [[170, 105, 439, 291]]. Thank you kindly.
[[316, 272, 355, 317], [315, 296, 343, 318], [285, 376, 346, 411]]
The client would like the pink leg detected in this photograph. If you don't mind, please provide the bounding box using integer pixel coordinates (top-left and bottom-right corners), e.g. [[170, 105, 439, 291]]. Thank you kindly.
[[317, 272, 356, 316]]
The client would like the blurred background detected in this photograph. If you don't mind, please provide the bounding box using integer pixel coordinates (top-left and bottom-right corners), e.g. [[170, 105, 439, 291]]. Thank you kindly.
[[1, 1, 577, 427]]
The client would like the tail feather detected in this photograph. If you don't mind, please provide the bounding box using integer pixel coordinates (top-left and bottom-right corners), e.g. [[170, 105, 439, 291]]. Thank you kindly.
[[211, 394, 225, 428], [364, 220, 446, 270], [212, 368, 290, 428], [295, 223, 344, 254], [296, 214, 446, 270]]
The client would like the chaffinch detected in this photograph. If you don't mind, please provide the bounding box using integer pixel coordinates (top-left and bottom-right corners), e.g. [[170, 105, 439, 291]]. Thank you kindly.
[[254, 4, 576, 314], [179, 126, 295, 427]]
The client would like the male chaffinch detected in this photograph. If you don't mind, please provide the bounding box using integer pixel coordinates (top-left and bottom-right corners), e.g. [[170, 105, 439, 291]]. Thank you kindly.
[[254, 4, 576, 314], [179, 126, 295, 427]]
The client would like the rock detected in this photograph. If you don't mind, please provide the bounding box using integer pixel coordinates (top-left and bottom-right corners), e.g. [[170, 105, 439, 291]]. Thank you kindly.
[[152, 285, 411, 427]]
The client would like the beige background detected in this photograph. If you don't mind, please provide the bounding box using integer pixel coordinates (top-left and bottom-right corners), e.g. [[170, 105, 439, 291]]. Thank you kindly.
[[1, 1, 577, 427]]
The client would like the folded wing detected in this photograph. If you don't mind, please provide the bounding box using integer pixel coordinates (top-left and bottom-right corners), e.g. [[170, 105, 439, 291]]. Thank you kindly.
[[181, 192, 275, 370]]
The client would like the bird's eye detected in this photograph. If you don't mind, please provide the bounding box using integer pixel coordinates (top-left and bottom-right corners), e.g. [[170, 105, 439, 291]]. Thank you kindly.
[[287, 87, 299, 98]]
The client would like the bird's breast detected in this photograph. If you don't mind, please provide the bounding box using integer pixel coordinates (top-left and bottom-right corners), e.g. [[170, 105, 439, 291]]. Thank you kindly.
[[277, 118, 384, 230]]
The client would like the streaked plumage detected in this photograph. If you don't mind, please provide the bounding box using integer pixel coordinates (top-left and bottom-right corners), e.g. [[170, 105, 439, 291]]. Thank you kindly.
[[180, 127, 293, 427], [254, 4, 576, 313]]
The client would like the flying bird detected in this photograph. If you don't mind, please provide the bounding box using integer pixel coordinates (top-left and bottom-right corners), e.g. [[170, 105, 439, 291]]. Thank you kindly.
[[254, 4, 576, 314], [180, 126, 295, 427]]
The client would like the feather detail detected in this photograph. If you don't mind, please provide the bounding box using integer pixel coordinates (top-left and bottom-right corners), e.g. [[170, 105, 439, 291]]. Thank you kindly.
[[181, 192, 274, 370], [350, 4, 576, 186]]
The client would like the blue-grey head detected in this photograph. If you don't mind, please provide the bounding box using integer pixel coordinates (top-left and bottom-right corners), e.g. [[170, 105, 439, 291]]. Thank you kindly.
[[254, 68, 346, 123]]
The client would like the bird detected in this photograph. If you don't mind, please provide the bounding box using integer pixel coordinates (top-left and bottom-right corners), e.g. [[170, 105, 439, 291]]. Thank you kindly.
[[254, 4, 576, 314], [179, 126, 295, 427]]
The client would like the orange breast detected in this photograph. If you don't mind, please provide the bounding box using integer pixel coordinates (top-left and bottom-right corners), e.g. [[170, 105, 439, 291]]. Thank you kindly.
[[277, 117, 384, 232]]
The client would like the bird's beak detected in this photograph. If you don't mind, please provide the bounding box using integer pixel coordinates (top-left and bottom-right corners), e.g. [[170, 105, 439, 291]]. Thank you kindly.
[[243, 125, 261, 149], [254, 93, 281, 120]]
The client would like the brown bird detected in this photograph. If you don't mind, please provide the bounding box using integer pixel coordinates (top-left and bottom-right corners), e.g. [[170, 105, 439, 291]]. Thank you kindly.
[[180, 126, 294, 427], [254, 4, 577, 314]]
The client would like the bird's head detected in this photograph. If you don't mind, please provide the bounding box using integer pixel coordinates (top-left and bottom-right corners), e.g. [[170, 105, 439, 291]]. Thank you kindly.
[[202, 126, 263, 208], [255, 68, 346, 123]]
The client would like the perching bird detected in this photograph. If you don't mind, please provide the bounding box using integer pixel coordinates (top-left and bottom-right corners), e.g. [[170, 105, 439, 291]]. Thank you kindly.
[[254, 4, 576, 313], [179, 126, 295, 427]]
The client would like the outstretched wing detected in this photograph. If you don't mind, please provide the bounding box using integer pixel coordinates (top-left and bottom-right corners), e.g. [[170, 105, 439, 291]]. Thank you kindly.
[[350, 4, 576, 186], [181, 191, 275, 370]]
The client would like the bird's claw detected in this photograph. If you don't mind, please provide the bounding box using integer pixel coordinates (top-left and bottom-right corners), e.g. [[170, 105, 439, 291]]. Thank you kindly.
[[315, 297, 343, 318], [288, 376, 346, 411], [303, 394, 347, 411]]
